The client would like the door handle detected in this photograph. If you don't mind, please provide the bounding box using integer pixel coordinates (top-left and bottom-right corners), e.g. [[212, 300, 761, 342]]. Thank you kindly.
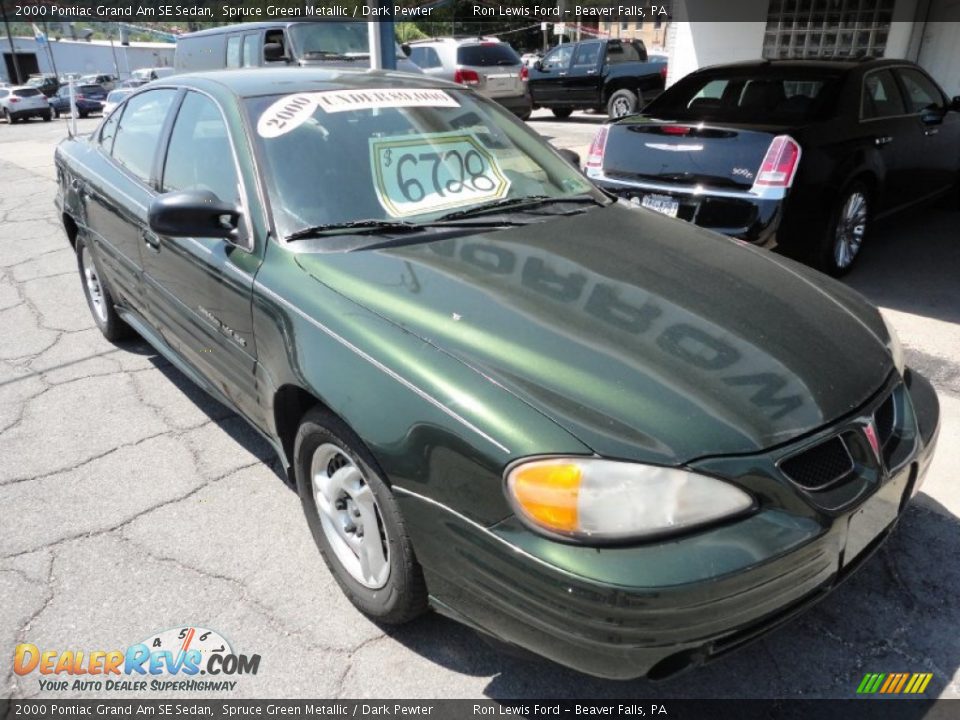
[[141, 230, 160, 252], [587, 69, 597, 75], [874, 136, 893, 146], [558, 72, 567, 77], [924, 128, 939, 136]]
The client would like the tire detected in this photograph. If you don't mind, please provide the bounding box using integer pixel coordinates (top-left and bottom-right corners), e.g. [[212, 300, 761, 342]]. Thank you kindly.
[[42, 112, 51, 122], [75, 235, 133, 342], [78, 110, 88, 119], [607, 89, 639, 119], [4, 109, 12, 124], [551, 108, 573, 119], [52, 106, 60, 119], [818, 181, 870, 277], [294, 407, 427, 624]]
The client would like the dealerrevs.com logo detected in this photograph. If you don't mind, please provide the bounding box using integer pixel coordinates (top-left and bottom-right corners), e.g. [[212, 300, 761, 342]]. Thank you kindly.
[[14, 626, 260, 693]]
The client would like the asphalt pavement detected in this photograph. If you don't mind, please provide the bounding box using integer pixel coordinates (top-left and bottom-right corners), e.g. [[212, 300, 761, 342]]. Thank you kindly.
[[1, 112, 958, 700]]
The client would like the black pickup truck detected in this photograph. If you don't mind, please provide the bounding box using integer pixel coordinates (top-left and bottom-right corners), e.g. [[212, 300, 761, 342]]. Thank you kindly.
[[526, 38, 667, 119]]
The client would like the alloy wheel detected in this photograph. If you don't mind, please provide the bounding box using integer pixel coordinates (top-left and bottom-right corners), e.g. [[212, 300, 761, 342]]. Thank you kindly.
[[834, 190, 867, 270], [80, 245, 108, 324], [611, 97, 631, 118], [310, 443, 390, 589]]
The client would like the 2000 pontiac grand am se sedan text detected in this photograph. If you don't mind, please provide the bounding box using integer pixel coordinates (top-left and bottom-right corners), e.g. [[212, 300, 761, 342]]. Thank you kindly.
[[55, 69, 940, 680]]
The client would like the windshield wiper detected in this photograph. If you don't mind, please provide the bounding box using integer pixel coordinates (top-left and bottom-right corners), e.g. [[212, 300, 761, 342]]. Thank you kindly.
[[285, 219, 424, 241], [432, 194, 604, 222]]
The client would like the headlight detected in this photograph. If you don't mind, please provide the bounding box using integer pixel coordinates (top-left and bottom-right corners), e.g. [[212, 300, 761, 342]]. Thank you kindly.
[[880, 311, 905, 374], [505, 457, 754, 542]]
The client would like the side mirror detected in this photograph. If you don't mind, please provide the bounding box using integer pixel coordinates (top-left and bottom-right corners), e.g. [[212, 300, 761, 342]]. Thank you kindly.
[[557, 148, 581, 167], [148, 190, 241, 241], [921, 107, 945, 125], [951, 96, 960, 112], [401, 43, 411, 57], [263, 42, 287, 63]]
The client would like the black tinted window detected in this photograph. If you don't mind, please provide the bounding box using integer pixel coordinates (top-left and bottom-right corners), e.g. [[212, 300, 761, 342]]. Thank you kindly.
[[862, 70, 906, 119], [573, 42, 601, 68], [13, 88, 41, 97], [457, 44, 520, 67], [162, 92, 240, 205], [542, 45, 572, 71], [647, 70, 841, 122], [111, 89, 176, 183], [606, 42, 640, 64]]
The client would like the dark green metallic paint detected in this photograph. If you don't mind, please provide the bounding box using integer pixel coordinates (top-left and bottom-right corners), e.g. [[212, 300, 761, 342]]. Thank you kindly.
[[54, 69, 940, 680]]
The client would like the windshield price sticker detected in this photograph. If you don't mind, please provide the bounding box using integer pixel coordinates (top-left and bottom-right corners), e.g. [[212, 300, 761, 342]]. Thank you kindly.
[[370, 132, 511, 218], [314, 88, 460, 114], [257, 93, 318, 138]]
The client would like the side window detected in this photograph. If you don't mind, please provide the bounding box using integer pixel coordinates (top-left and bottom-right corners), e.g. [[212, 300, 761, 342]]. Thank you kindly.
[[162, 92, 240, 207], [896, 68, 945, 114], [226, 35, 242, 69], [606, 42, 640, 65], [99, 104, 123, 152], [264, 29, 287, 62], [242, 33, 260, 67], [410, 47, 441, 69], [862, 70, 906, 119], [542, 45, 573, 71], [111, 89, 176, 183], [573, 42, 601, 69]]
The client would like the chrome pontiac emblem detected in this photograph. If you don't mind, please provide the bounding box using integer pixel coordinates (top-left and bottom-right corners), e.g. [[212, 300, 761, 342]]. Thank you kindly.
[[864, 421, 881, 462]]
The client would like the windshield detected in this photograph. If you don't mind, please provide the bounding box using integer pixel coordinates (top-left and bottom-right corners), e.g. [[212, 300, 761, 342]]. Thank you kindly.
[[289, 22, 404, 59], [456, 44, 521, 67], [246, 87, 597, 240], [644, 69, 843, 122]]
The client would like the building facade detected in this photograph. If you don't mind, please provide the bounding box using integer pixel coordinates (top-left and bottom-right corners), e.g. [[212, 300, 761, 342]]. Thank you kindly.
[[2, 37, 175, 84]]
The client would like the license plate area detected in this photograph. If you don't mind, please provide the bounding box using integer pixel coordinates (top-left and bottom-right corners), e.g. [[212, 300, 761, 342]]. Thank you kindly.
[[843, 473, 908, 565], [641, 193, 680, 218]]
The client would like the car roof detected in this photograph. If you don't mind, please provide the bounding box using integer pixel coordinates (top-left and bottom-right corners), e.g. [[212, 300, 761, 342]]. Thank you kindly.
[[696, 57, 910, 74], [179, 21, 300, 38], [149, 67, 460, 99]]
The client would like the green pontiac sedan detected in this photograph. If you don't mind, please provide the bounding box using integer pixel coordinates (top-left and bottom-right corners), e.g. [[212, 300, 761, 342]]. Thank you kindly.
[[55, 69, 940, 679]]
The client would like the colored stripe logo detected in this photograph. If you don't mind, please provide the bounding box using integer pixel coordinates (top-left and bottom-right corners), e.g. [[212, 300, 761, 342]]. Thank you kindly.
[[857, 672, 933, 694]]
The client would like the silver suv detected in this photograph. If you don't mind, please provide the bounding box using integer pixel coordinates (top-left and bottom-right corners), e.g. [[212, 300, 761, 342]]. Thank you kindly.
[[408, 37, 531, 119]]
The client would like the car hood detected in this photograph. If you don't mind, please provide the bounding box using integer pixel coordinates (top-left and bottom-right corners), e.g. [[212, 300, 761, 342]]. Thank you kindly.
[[295, 203, 892, 465]]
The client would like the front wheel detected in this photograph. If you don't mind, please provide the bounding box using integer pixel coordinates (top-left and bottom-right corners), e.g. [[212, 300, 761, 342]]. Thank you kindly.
[[551, 108, 573, 119], [294, 407, 427, 624], [52, 106, 60, 119], [607, 89, 639, 119], [819, 182, 870, 276], [42, 112, 51, 122]]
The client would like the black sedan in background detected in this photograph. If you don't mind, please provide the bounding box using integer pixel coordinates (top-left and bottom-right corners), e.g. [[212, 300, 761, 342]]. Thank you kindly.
[[586, 59, 960, 275]]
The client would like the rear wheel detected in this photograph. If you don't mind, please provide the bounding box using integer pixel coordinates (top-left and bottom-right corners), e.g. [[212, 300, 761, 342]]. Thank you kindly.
[[607, 89, 639, 119], [78, 110, 88, 119], [76, 235, 133, 342], [42, 112, 51, 122], [551, 108, 573, 119], [3, 109, 12, 124], [294, 407, 427, 624], [819, 181, 870, 276]]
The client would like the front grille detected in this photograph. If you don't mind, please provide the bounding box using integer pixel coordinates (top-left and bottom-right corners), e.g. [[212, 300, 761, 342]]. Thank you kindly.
[[874, 393, 896, 448], [779, 436, 854, 490]]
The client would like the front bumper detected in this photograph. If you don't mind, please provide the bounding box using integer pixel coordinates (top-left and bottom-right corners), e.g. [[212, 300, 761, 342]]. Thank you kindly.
[[589, 169, 785, 247], [400, 369, 939, 679]]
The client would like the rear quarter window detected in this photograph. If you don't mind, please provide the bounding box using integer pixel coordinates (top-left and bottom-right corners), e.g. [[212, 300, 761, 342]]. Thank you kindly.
[[457, 44, 520, 67]]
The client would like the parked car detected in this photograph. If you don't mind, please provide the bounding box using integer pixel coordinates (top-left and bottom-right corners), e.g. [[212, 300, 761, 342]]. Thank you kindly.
[[118, 78, 148, 89], [586, 58, 960, 275], [175, 21, 421, 74], [102, 88, 135, 116], [55, 68, 939, 681], [130, 67, 176, 82], [49, 84, 107, 118], [79, 74, 117, 92], [27, 73, 60, 97], [408, 37, 532, 119], [0, 86, 51, 123], [527, 38, 666, 118]]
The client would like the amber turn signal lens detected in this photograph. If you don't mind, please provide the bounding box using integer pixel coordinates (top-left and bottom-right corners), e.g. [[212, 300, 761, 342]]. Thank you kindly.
[[509, 462, 582, 533]]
